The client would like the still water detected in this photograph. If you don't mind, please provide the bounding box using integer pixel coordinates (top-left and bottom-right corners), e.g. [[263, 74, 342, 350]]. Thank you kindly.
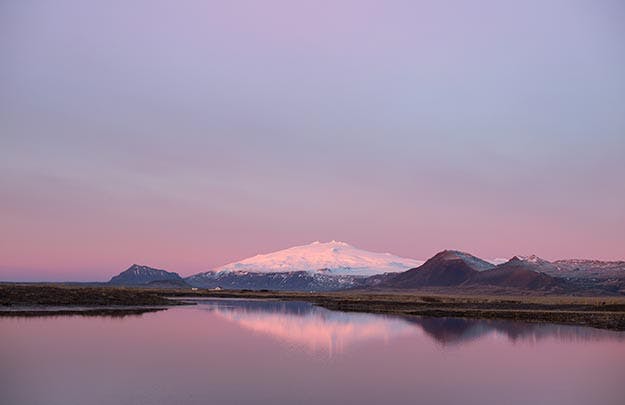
[[2, 299, 625, 405]]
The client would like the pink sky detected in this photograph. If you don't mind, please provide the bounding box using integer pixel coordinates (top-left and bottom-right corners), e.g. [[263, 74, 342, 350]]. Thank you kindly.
[[1, 0, 624, 281]]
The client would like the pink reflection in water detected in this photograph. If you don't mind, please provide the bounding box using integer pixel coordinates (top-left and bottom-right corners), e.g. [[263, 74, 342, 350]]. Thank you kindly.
[[1, 300, 625, 405], [208, 303, 418, 356]]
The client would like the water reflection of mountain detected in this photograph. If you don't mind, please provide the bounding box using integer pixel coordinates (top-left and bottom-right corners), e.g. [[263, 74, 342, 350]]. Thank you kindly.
[[199, 299, 416, 356], [195, 299, 625, 352], [405, 317, 625, 346]]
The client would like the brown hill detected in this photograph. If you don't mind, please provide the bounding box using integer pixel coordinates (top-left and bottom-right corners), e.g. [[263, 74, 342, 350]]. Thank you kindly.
[[379, 250, 494, 288], [466, 256, 562, 290]]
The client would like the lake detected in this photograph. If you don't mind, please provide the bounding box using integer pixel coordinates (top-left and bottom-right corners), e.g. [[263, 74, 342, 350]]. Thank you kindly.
[[2, 298, 625, 405]]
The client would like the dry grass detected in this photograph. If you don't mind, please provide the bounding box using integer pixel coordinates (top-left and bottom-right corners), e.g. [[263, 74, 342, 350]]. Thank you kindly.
[[2, 284, 625, 330], [167, 289, 625, 330]]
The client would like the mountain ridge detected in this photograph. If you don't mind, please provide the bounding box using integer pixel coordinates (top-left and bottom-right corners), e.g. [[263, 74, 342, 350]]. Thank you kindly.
[[207, 240, 424, 276], [106, 244, 624, 294]]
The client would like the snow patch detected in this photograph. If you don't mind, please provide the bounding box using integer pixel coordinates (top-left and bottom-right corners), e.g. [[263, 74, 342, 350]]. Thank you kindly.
[[213, 241, 423, 276]]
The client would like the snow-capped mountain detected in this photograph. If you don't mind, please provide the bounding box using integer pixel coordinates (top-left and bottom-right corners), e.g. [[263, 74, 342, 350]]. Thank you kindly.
[[548, 259, 625, 293], [468, 255, 563, 291], [185, 270, 364, 291], [211, 240, 423, 276], [553, 259, 625, 275], [371, 251, 573, 292], [506, 255, 559, 273], [487, 258, 510, 266], [184, 241, 423, 291], [487, 255, 548, 266]]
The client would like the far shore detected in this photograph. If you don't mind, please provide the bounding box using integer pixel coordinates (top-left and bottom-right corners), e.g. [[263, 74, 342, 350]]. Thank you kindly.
[[2, 284, 625, 331]]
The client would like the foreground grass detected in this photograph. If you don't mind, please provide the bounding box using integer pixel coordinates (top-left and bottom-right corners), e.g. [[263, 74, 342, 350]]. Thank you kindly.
[[0, 284, 189, 313], [0, 307, 166, 318], [2, 284, 625, 330]]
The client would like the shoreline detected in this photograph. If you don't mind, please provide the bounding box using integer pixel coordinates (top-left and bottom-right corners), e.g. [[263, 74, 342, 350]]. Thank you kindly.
[[0, 307, 168, 318], [177, 290, 625, 331], [2, 284, 625, 331]]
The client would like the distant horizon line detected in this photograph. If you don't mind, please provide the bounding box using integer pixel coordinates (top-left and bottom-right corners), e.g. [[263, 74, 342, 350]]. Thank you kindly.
[[2, 241, 624, 283]]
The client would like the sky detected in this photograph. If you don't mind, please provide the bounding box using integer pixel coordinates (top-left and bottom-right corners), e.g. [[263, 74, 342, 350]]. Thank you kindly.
[[1, 0, 624, 281]]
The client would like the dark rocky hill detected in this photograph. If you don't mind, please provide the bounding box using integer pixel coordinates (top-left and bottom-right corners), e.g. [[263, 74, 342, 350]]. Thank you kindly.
[[375, 250, 494, 288], [109, 264, 184, 286], [466, 256, 563, 291]]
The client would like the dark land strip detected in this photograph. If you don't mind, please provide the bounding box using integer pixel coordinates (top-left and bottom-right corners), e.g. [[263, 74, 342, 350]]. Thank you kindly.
[[2, 284, 625, 330], [0, 284, 192, 318]]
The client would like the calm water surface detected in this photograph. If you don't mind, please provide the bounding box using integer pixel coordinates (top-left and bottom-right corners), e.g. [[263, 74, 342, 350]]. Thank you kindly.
[[2, 299, 625, 405]]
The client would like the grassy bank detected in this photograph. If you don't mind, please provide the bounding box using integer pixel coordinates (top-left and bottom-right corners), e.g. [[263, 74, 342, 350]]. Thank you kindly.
[[3, 284, 625, 330], [0, 284, 189, 309], [168, 289, 625, 331], [0, 307, 167, 318]]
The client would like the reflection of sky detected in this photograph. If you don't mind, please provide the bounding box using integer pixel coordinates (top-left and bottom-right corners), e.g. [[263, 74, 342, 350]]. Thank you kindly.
[[198, 299, 625, 354], [4, 303, 625, 405], [2, 1, 625, 281]]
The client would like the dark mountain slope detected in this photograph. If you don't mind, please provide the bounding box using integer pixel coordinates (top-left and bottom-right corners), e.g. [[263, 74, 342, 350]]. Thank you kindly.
[[185, 270, 364, 291], [466, 256, 562, 291], [378, 250, 494, 288], [109, 264, 184, 286]]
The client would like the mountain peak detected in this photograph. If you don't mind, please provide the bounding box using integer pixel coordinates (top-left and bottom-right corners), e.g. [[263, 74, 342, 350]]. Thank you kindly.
[[310, 240, 351, 249], [109, 264, 183, 285], [311, 240, 349, 245], [438, 250, 472, 259], [498, 255, 559, 277], [211, 241, 423, 276], [508, 255, 550, 265], [509, 256, 524, 263], [382, 250, 493, 288], [127, 264, 152, 271], [430, 250, 495, 271]]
